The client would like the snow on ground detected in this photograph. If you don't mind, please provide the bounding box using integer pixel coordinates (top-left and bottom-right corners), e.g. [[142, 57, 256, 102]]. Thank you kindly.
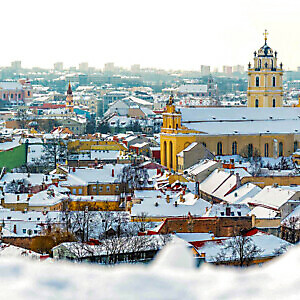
[[0, 239, 300, 299]]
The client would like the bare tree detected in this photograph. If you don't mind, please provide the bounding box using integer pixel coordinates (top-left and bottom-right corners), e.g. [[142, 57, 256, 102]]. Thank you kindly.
[[16, 109, 28, 129], [214, 235, 263, 267], [41, 137, 68, 170], [282, 216, 300, 243], [118, 165, 149, 197]]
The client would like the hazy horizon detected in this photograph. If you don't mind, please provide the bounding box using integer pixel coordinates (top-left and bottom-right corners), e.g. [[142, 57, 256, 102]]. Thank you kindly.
[[2, 0, 300, 71]]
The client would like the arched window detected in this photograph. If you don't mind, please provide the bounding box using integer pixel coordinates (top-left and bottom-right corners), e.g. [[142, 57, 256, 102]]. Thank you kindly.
[[279, 142, 283, 157], [248, 144, 253, 157], [271, 59, 274, 69], [256, 76, 259, 87], [264, 143, 269, 157], [164, 141, 167, 167], [273, 99, 276, 107], [169, 141, 173, 169], [273, 77, 276, 87], [232, 141, 237, 155], [258, 59, 261, 69], [255, 99, 259, 107], [217, 142, 223, 155], [176, 124, 178, 130], [294, 141, 298, 152]]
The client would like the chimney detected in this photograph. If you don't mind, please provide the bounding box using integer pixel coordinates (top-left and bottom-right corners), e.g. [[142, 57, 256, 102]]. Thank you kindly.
[[17, 195, 20, 201], [13, 224, 17, 234], [251, 214, 256, 227], [236, 172, 241, 189], [226, 206, 231, 216], [112, 169, 115, 177], [72, 167, 75, 173], [166, 195, 170, 203], [174, 201, 178, 207]]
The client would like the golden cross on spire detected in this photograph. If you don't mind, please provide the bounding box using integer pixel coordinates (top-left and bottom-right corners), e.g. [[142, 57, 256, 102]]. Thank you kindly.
[[263, 29, 268, 44]]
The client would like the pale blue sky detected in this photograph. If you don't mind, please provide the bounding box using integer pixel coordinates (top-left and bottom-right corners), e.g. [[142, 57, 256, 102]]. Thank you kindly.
[[3, 0, 300, 70]]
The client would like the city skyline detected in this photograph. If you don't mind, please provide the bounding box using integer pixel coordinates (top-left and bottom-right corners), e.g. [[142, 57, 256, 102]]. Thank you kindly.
[[1, 0, 300, 71]]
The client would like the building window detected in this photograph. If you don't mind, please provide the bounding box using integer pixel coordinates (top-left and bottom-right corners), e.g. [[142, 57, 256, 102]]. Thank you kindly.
[[202, 142, 206, 148], [23, 229, 26, 234], [99, 186, 103, 192], [169, 141, 173, 169], [248, 144, 253, 157], [273, 99, 276, 107], [72, 188, 76, 194], [279, 142, 283, 156], [255, 99, 259, 107], [27, 91, 30, 97], [115, 186, 119, 192], [232, 141, 237, 155], [18, 94, 21, 99], [78, 188, 83, 195], [294, 141, 298, 152], [264, 143, 269, 157], [256, 76, 259, 87], [11, 94, 13, 99], [106, 186, 110, 192], [217, 142, 223, 155], [273, 77, 276, 87], [258, 59, 261, 68]]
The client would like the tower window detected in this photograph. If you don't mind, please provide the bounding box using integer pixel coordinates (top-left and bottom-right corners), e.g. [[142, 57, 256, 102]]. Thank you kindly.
[[255, 99, 259, 107], [273, 77, 276, 87], [258, 59, 261, 69], [232, 141, 237, 155], [248, 144, 253, 157], [273, 99, 276, 107], [256, 76, 259, 87], [264, 143, 269, 157], [217, 142, 223, 155], [279, 142, 283, 157], [294, 141, 298, 152]]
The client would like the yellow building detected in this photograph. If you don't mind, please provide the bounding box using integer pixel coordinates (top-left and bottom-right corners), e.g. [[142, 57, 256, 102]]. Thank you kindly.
[[247, 30, 283, 108], [68, 139, 127, 152]]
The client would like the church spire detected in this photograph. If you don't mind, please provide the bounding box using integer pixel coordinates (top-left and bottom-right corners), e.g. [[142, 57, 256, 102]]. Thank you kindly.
[[67, 81, 72, 95]]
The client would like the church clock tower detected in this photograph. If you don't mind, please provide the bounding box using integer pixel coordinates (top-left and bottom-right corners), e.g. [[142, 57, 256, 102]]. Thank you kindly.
[[66, 81, 74, 113], [247, 30, 283, 107]]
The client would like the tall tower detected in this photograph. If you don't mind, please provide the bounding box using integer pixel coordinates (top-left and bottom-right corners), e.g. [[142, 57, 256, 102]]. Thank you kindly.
[[66, 82, 74, 113], [247, 30, 283, 107]]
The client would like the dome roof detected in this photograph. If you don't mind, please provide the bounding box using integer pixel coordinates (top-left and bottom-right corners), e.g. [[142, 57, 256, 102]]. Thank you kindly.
[[257, 42, 274, 57]]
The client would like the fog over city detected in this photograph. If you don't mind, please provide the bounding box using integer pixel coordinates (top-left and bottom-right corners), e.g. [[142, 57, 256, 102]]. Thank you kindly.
[[2, 0, 300, 70]]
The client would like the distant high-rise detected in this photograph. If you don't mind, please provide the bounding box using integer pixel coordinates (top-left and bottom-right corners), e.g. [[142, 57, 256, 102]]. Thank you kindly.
[[131, 64, 140, 73], [79, 62, 89, 72], [200, 65, 210, 75], [11, 61, 21, 70], [54, 62, 63, 71], [233, 65, 244, 73], [222, 66, 232, 75], [104, 62, 115, 73]]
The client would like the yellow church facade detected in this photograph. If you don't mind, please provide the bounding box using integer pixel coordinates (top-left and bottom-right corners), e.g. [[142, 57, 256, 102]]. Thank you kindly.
[[160, 32, 300, 172]]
